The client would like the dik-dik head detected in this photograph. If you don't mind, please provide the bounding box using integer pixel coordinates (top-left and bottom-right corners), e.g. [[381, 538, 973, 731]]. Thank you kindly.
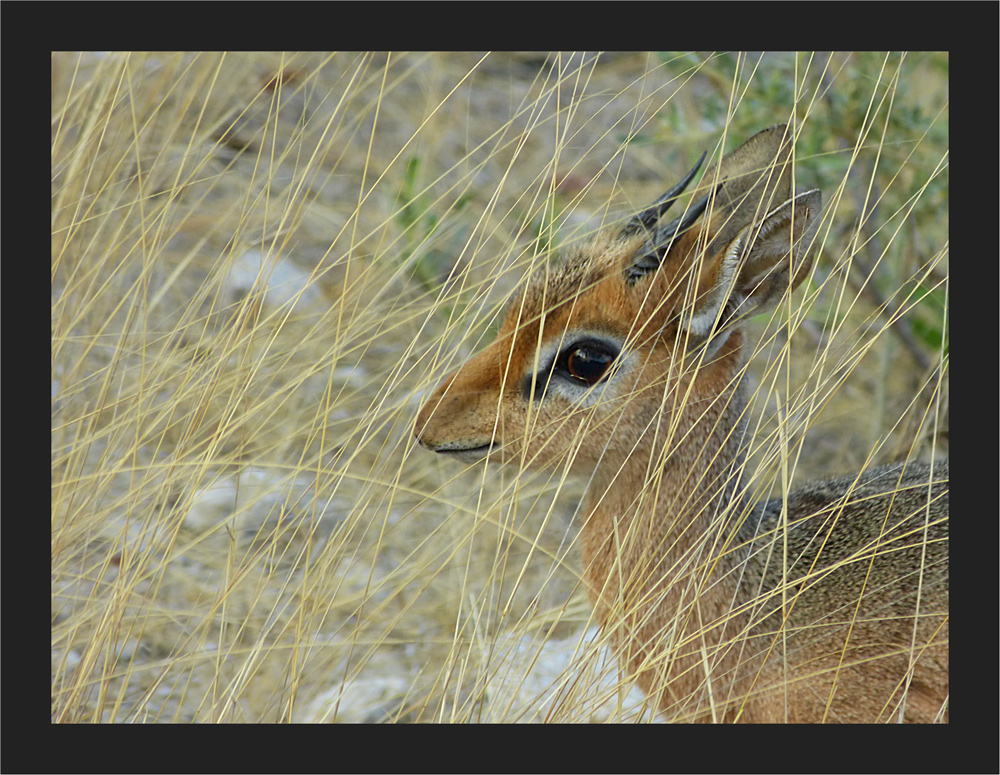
[[415, 125, 821, 475]]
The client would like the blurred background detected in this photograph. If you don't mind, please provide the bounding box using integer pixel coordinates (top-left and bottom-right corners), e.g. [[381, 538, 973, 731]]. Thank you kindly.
[[51, 51, 948, 722]]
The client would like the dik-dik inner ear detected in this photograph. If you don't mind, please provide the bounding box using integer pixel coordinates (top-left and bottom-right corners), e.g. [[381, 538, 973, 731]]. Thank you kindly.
[[684, 189, 822, 345]]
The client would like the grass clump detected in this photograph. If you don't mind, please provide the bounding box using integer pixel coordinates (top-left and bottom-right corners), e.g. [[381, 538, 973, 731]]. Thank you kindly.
[[52, 51, 947, 723]]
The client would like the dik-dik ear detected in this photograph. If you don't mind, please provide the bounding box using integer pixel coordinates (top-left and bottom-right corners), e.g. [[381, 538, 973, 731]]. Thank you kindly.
[[684, 189, 822, 344], [623, 125, 796, 288], [700, 124, 793, 260]]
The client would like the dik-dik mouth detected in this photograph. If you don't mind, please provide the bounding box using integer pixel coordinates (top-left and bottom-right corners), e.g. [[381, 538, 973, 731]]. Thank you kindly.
[[416, 438, 495, 463]]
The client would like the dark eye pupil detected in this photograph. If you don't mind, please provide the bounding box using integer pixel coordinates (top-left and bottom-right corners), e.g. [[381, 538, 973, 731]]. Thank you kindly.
[[566, 346, 614, 385]]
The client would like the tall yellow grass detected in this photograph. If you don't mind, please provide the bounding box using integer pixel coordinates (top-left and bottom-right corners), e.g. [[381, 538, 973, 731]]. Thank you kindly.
[[52, 52, 947, 722]]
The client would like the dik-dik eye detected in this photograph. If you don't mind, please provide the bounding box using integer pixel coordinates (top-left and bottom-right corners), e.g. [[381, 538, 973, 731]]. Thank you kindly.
[[556, 340, 619, 386]]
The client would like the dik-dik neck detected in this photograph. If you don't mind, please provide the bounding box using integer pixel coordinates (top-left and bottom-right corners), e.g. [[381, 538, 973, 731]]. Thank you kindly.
[[581, 331, 750, 601], [579, 333, 755, 719]]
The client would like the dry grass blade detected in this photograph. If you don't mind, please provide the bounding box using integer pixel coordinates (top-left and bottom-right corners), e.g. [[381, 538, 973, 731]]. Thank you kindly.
[[52, 51, 947, 724]]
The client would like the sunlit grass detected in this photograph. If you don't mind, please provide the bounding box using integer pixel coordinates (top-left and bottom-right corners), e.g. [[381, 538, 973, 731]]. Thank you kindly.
[[51, 51, 947, 723]]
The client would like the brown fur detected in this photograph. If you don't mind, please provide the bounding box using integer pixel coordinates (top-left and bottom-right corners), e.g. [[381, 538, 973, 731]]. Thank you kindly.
[[415, 125, 948, 722]]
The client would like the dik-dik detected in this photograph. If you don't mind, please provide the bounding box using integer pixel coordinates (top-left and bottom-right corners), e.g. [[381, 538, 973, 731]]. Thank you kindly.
[[415, 125, 948, 722]]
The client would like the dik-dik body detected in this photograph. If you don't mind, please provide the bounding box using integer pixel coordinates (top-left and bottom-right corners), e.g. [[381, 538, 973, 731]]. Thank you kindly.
[[415, 125, 948, 722]]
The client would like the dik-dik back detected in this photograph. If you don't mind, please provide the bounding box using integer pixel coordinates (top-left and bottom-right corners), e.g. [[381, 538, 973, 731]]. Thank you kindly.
[[415, 125, 948, 722]]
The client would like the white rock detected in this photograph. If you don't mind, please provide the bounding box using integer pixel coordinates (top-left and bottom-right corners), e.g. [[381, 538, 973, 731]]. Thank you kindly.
[[220, 249, 322, 312], [482, 627, 660, 723], [295, 657, 410, 724]]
